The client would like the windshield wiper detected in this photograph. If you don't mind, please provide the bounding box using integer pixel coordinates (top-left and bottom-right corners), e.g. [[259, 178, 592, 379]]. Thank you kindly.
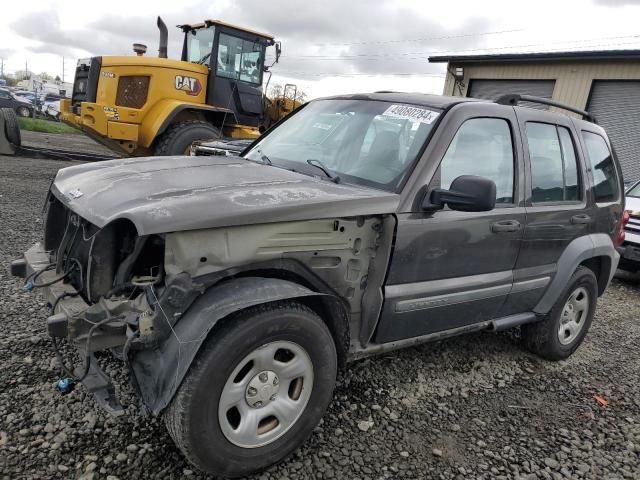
[[306, 159, 340, 183], [257, 149, 272, 165]]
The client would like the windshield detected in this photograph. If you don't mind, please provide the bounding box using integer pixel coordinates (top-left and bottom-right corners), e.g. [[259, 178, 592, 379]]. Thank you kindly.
[[627, 181, 640, 197], [186, 26, 215, 64], [244, 99, 440, 191], [216, 33, 265, 85]]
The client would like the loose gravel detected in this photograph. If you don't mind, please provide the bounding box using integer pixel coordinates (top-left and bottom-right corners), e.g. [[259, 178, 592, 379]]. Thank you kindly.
[[1, 155, 639, 480]]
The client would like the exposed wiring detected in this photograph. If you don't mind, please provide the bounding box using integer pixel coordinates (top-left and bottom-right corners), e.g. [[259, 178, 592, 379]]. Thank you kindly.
[[26, 263, 77, 290]]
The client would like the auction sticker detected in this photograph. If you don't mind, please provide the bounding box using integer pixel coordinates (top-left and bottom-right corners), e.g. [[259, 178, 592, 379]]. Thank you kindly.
[[382, 104, 439, 124]]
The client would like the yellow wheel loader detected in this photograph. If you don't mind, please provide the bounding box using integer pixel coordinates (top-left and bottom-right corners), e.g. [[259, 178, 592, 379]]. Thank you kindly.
[[60, 17, 298, 156]]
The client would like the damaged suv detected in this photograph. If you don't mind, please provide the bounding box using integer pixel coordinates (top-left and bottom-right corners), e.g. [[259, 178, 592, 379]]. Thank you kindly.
[[12, 92, 624, 477]]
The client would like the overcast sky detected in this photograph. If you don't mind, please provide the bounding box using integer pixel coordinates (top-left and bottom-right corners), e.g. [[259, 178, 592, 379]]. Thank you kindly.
[[2, 0, 640, 98]]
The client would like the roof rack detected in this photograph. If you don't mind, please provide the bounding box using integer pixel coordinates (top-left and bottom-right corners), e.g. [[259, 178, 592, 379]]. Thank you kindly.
[[494, 94, 596, 123]]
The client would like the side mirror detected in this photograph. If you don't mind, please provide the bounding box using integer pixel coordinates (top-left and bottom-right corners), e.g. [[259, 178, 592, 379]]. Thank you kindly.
[[275, 42, 282, 63], [423, 175, 496, 212]]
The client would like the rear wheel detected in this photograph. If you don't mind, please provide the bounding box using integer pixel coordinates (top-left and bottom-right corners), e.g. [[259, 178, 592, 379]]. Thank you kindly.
[[522, 266, 597, 360], [164, 301, 337, 478], [1, 108, 21, 147], [154, 120, 221, 156]]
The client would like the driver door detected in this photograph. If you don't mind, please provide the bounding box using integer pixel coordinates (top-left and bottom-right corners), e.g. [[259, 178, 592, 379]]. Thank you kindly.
[[375, 108, 526, 343]]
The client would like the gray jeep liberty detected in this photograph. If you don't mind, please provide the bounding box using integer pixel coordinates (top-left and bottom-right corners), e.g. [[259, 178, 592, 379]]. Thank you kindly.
[[12, 92, 625, 477]]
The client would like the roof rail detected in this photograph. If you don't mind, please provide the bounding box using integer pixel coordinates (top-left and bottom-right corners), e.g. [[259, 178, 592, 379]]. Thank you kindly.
[[494, 94, 596, 123]]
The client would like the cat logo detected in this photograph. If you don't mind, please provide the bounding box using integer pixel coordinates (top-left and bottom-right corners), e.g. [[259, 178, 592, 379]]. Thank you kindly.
[[175, 75, 202, 96]]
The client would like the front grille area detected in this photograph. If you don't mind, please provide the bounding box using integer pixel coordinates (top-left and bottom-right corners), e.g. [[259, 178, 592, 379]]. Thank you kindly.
[[71, 56, 101, 112], [116, 76, 150, 109]]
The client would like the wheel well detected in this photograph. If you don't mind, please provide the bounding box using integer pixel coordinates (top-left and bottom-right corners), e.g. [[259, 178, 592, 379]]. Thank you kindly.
[[215, 269, 350, 367], [579, 256, 611, 295], [160, 109, 232, 136]]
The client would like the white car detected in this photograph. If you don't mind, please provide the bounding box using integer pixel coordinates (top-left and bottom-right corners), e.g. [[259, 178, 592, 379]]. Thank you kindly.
[[619, 180, 640, 272], [43, 100, 61, 121]]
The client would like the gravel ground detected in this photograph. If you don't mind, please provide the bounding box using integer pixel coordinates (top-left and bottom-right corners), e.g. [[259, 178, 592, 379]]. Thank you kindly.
[[1, 155, 639, 480]]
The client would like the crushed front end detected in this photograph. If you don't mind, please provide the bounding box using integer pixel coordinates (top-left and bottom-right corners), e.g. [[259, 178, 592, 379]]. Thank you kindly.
[[11, 192, 187, 416]]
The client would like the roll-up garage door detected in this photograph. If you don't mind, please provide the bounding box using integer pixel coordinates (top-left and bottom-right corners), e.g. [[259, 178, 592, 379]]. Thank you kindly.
[[587, 81, 640, 183], [468, 79, 556, 110]]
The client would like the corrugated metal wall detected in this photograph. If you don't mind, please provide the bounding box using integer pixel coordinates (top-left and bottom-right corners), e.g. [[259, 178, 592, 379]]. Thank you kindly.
[[468, 79, 555, 109], [588, 81, 640, 182], [443, 60, 640, 110]]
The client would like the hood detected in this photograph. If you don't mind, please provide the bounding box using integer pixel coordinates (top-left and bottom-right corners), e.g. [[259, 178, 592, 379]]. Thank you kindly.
[[51, 155, 399, 235]]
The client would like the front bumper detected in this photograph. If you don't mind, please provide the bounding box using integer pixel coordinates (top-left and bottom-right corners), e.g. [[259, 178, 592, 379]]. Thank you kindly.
[[12, 243, 125, 416]]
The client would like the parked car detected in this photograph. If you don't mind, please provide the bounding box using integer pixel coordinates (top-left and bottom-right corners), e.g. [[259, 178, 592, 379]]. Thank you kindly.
[[0, 88, 33, 117], [42, 100, 61, 121], [618, 180, 640, 271], [12, 92, 624, 478]]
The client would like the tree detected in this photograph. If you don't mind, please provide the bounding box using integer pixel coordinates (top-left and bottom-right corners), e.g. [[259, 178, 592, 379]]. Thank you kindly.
[[14, 69, 33, 81], [268, 82, 307, 103], [54, 75, 61, 82], [39, 72, 52, 81], [268, 83, 283, 99]]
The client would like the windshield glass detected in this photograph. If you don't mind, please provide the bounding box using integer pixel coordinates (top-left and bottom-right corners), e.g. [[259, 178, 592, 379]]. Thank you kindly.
[[186, 26, 215, 64], [627, 182, 640, 197], [244, 99, 440, 191], [216, 33, 265, 85]]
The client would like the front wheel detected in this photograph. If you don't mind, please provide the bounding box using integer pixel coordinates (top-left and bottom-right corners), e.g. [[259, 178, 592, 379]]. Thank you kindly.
[[154, 120, 220, 156], [16, 106, 31, 118], [523, 266, 597, 360], [164, 301, 337, 478]]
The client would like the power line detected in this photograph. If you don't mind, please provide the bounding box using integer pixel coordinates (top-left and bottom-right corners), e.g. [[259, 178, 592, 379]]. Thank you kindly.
[[273, 71, 446, 77], [270, 33, 640, 61], [311, 28, 525, 47]]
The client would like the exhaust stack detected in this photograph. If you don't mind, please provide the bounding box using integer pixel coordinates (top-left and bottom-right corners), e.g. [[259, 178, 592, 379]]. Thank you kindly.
[[157, 16, 168, 58]]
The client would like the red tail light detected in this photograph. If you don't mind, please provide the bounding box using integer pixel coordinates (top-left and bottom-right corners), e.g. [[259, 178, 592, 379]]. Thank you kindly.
[[616, 210, 630, 246]]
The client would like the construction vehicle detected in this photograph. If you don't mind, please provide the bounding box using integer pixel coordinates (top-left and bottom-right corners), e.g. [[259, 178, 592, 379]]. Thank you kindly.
[[60, 17, 301, 156]]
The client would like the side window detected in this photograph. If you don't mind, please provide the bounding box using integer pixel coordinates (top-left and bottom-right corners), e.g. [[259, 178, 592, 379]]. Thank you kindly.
[[433, 118, 514, 204], [582, 131, 619, 202], [0, 91, 9, 99], [526, 122, 582, 203]]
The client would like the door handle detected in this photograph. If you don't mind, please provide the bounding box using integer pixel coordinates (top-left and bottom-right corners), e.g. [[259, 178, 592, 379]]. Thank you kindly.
[[570, 214, 592, 225], [491, 220, 521, 233]]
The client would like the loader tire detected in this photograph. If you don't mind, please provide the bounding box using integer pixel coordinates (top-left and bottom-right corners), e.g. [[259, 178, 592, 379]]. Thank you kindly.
[[154, 120, 221, 156], [1, 108, 21, 147]]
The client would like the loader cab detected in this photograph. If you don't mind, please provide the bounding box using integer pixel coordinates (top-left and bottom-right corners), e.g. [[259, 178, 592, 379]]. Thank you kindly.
[[180, 20, 278, 128]]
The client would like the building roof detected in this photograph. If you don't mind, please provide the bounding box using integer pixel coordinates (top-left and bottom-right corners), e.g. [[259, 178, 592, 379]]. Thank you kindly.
[[428, 49, 640, 64]]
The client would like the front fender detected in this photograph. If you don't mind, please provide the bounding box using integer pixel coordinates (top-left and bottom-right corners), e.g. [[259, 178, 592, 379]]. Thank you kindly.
[[130, 276, 335, 415], [139, 100, 234, 148]]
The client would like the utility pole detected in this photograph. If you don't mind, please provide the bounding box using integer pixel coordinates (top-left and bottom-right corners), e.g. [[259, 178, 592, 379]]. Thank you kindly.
[[62, 56, 64, 83], [0, 58, 4, 77]]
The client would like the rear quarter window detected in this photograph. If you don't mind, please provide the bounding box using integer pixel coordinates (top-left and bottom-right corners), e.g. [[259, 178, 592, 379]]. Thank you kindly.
[[582, 131, 619, 203]]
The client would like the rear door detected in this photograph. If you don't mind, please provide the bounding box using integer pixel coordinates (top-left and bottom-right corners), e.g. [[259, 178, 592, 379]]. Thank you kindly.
[[501, 108, 590, 315], [374, 103, 526, 343]]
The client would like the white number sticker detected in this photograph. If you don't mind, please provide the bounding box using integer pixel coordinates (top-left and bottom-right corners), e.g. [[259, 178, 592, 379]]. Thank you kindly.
[[382, 104, 440, 124]]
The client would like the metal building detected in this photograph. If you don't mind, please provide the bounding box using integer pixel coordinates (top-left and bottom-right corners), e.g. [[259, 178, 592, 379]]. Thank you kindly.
[[429, 50, 640, 183]]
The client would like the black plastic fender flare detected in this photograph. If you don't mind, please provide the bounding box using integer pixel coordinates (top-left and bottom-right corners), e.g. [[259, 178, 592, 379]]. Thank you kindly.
[[130, 276, 343, 415]]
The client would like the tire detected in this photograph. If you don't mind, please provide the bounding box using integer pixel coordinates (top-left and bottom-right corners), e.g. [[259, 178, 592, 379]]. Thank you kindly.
[[154, 120, 221, 156], [15, 106, 31, 118], [523, 266, 598, 360], [164, 301, 338, 478], [1, 108, 21, 147]]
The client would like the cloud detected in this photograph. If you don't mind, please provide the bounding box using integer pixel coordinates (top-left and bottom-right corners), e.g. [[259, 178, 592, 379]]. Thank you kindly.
[[593, 0, 640, 5], [9, 0, 499, 82]]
